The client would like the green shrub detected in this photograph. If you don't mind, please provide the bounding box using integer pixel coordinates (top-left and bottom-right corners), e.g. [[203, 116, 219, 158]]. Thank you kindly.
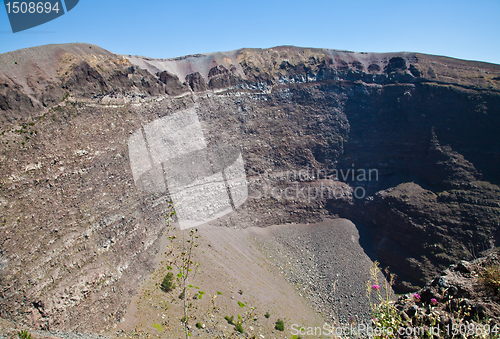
[[224, 315, 235, 325], [18, 331, 32, 339], [479, 264, 500, 293], [152, 323, 163, 331], [234, 322, 244, 333], [264, 311, 270, 318], [195, 322, 203, 329], [160, 272, 175, 292], [275, 319, 284, 331], [366, 261, 403, 331]]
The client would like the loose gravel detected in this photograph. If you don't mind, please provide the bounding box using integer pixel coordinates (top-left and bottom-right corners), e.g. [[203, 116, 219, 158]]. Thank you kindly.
[[248, 218, 389, 324]]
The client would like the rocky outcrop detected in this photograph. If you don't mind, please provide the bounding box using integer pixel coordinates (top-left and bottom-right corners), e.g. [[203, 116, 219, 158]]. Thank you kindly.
[[0, 43, 167, 121], [330, 182, 500, 291], [207, 65, 241, 90], [185, 72, 206, 92], [392, 250, 500, 337], [0, 82, 35, 113], [60, 62, 166, 99], [157, 70, 189, 96]]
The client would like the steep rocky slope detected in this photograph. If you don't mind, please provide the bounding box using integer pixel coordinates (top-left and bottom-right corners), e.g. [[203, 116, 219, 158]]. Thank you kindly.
[[0, 43, 499, 332], [0, 44, 164, 121]]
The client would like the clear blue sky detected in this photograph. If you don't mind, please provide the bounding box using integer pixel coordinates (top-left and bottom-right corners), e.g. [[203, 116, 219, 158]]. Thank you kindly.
[[1, 0, 499, 64]]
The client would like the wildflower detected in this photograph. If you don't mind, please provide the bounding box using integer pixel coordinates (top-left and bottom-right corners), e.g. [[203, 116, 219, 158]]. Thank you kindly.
[[413, 293, 421, 301], [431, 298, 438, 305], [372, 284, 380, 291]]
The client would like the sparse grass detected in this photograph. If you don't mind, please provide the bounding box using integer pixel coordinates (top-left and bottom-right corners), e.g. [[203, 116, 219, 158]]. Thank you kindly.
[[363, 260, 500, 338], [224, 315, 235, 325], [160, 272, 176, 293], [18, 331, 32, 339], [234, 322, 244, 333], [479, 264, 500, 294], [365, 261, 405, 338], [152, 323, 163, 331], [275, 319, 284, 331]]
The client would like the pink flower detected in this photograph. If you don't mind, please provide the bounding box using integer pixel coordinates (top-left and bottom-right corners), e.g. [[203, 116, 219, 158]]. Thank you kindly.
[[413, 293, 421, 301], [431, 298, 438, 305], [372, 284, 380, 291]]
